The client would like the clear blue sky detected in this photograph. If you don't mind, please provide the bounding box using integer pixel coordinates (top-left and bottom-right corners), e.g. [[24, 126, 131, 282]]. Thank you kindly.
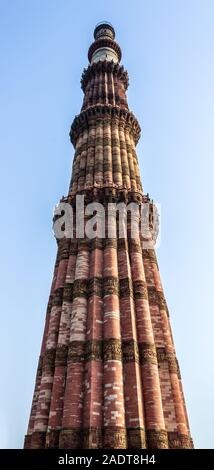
[[0, 0, 213, 449]]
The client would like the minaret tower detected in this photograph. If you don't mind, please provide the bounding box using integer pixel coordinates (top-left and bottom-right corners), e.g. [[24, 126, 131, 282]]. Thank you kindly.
[[24, 22, 193, 449]]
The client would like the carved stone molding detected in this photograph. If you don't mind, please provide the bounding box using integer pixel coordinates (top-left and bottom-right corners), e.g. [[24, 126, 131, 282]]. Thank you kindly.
[[146, 429, 168, 449], [103, 276, 119, 296], [147, 286, 167, 310], [46, 429, 60, 448], [63, 283, 73, 302], [133, 280, 148, 300], [83, 427, 103, 448], [90, 238, 103, 252], [128, 238, 141, 253], [81, 61, 129, 92], [168, 432, 194, 449], [104, 238, 117, 249], [73, 278, 88, 298], [127, 428, 146, 448], [55, 344, 68, 367], [103, 427, 127, 449], [57, 239, 70, 260], [119, 277, 133, 297], [104, 339, 122, 361], [88, 277, 102, 297], [23, 434, 31, 449], [139, 342, 157, 365], [88, 38, 122, 63], [59, 428, 81, 449], [156, 347, 181, 378], [85, 339, 102, 361], [69, 239, 78, 255], [122, 339, 139, 363], [43, 348, 56, 369], [68, 341, 85, 363], [52, 287, 64, 306], [70, 105, 141, 147], [142, 249, 158, 264], [30, 431, 46, 449]]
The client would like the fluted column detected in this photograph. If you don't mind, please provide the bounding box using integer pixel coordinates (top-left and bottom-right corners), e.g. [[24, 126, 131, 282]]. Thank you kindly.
[[117, 221, 146, 448], [94, 118, 103, 186], [46, 240, 77, 448], [83, 239, 103, 448], [112, 117, 122, 187], [85, 120, 96, 188], [143, 249, 192, 448], [125, 127, 137, 192], [59, 239, 90, 448], [119, 120, 131, 190], [128, 214, 168, 449], [103, 239, 127, 448]]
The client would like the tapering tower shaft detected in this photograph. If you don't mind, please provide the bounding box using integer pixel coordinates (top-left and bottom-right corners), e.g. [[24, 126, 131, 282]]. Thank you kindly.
[[24, 22, 193, 449]]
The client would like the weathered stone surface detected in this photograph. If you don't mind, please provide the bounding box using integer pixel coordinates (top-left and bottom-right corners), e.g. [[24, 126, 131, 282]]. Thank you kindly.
[[25, 22, 193, 450]]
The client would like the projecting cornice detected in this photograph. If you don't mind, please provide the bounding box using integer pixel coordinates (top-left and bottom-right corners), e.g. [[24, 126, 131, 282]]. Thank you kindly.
[[88, 38, 122, 63], [81, 60, 129, 92], [70, 105, 141, 147]]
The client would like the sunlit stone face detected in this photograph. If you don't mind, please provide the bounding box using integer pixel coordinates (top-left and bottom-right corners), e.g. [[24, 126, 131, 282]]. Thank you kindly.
[[91, 47, 118, 63]]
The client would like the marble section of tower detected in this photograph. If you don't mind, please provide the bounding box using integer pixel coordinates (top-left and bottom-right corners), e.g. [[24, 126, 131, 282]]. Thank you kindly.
[[24, 22, 193, 449]]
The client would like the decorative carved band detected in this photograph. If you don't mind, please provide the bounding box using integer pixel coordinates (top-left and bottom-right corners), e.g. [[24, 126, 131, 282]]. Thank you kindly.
[[146, 429, 168, 449], [128, 238, 141, 253], [55, 344, 68, 367], [133, 280, 148, 299], [43, 348, 56, 369], [30, 431, 46, 449], [142, 249, 158, 264], [117, 238, 128, 251], [88, 38, 122, 63], [69, 239, 78, 255], [103, 427, 127, 449], [122, 339, 139, 363], [139, 342, 157, 365], [103, 276, 119, 296], [156, 347, 181, 378], [68, 341, 85, 363], [81, 61, 129, 92], [119, 277, 133, 298], [73, 279, 88, 298], [42, 340, 179, 367], [83, 427, 103, 448], [85, 340, 102, 361], [88, 277, 103, 297], [127, 428, 146, 448], [70, 105, 141, 147], [59, 428, 81, 449], [57, 239, 70, 260], [23, 434, 31, 449], [90, 238, 103, 251], [78, 239, 90, 251], [52, 287, 64, 306], [147, 286, 168, 311], [168, 432, 194, 449], [46, 429, 60, 448], [28, 427, 194, 449], [63, 283, 73, 302], [104, 238, 117, 249], [103, 339, 122, 361]]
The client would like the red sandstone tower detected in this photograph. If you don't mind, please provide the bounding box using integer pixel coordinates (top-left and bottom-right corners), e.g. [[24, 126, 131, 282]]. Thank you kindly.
[[24, 22, 193, 449]]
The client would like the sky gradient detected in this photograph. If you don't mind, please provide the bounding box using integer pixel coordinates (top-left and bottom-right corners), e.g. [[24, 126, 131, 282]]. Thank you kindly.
[[0, 0, 213, 448]]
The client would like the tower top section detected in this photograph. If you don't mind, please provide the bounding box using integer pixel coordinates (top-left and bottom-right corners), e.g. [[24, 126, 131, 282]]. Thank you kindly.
[[93, 21, 115, 40], [88, 22, 121, 64]]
